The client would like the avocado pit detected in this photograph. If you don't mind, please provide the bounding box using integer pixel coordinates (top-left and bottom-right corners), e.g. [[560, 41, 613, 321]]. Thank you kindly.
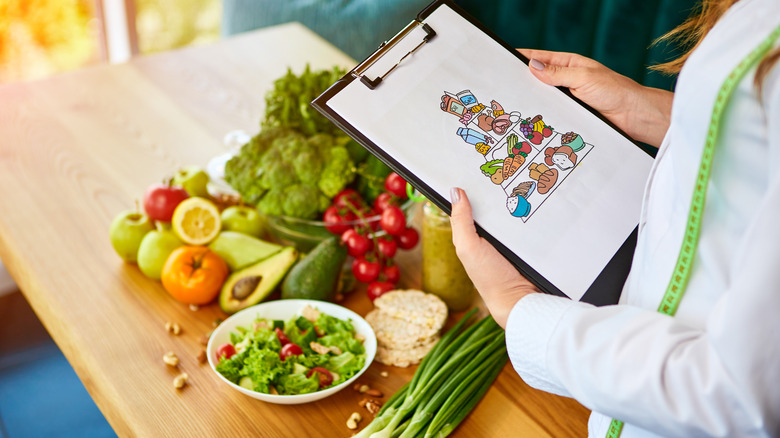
[[232, 276, 262, 300]]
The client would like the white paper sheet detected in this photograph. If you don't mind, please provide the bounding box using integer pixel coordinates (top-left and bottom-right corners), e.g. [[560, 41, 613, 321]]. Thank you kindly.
[[328, 4, 653, 300]]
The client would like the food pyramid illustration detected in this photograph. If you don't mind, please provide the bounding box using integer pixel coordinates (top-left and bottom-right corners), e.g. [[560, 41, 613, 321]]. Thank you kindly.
[[441, 89, 594, 221]]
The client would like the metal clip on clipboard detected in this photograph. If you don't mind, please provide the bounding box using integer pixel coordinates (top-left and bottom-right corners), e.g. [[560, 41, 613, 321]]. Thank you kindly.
[[354, 21, 436, 90]]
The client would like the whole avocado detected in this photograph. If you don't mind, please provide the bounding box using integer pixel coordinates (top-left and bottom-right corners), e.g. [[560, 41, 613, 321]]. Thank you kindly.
[[281, 237, 347, 301]]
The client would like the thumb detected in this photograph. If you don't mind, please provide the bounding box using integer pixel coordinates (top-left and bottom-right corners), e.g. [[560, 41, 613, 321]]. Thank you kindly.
[[528, 58, 589, 89], [449, 188, 480, 252]]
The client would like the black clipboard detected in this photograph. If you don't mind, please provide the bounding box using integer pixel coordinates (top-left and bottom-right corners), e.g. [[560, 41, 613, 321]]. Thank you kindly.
[[312, 0, 653, 306]]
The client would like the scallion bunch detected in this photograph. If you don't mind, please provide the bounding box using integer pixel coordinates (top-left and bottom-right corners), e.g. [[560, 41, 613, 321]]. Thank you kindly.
[[354, 309, 507, 438]]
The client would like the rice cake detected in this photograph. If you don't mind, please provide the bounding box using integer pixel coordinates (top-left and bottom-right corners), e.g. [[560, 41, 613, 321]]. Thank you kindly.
[[365, 290, 448, 364], [375, 335, 439, 367]]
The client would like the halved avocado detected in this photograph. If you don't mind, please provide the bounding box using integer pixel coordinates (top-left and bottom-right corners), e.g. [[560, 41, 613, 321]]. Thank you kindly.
[[219, 246, 298, 313]]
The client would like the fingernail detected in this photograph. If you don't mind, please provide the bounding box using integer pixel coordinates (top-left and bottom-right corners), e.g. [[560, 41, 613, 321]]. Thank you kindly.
[[530, 59, 545, 71], [450, 187, 461, 203]]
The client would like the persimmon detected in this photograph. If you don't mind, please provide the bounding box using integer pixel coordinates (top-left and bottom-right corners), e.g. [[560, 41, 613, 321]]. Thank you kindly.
[[161, 246, 228, 305]]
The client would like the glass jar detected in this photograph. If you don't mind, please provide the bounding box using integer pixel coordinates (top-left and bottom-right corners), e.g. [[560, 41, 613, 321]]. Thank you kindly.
[[421, 202, 475, 311]]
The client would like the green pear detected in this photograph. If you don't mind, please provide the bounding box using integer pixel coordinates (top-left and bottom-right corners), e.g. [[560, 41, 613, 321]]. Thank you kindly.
[[109, 210, 154, 263], [207, 231, 283, 271], [137, 229, 183, 280], [172, 165, 210, 198]]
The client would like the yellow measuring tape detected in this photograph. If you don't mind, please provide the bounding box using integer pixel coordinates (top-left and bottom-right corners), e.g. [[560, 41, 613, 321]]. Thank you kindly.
[[606, 23, 780, 438]]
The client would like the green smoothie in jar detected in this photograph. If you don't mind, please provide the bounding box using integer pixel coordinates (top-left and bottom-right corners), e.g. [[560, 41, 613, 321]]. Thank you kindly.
[[421, 202, 475, 311]]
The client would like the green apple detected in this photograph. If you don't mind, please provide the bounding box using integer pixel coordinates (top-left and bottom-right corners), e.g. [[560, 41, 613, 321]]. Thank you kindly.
[[137, 229, 183, 280], [109, 210, 154, 263], [172, 165, 210, 198], [220, 205, 264, 237]]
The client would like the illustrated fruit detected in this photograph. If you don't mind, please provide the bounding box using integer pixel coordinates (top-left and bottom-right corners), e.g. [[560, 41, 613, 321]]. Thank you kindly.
[[527, 131, 543, 145], [172, 165, 210, 198], [207, 231, 282, 272], [109, 210, 154, 263], [171, 197, 221, 245], [220, 205, 265, 238], [143, 183, 189, 222], [281, 237, 347, 301], [137, 228, 183, 280], [161, 246, 229, 305], [219, 246, 299, 313]]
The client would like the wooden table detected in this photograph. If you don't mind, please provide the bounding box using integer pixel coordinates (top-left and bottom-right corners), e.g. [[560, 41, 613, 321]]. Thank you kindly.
[[0, 23, 589, 437]]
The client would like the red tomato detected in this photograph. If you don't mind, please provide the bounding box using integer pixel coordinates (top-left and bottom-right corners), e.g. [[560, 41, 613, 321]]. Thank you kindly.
[[143, 183, 189, 222], [384, 173, 408, 199], [376, 236, 397, 258], [280, 343, 303, 361], [323, 206, 355, 235], [367, 281, 395, 301], [341, 228, 371, 258], [274, 327, 290, 346], [380, 206, 406, 236], [306, 367, 334, 388], [373, 192, 397, 213], [382, 264, 401, 284], [216, 343, 236, 362], [396, 227, 420, 250], [352, 257, 380, 283], [333, 189, 364, 209]]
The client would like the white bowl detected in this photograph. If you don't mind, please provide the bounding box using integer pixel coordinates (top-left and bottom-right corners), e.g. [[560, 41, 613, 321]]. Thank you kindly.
[[207, 299, 377, 404]]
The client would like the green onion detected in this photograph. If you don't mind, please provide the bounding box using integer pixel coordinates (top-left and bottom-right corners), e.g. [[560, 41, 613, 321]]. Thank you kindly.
[[354, 311, 507, 438]]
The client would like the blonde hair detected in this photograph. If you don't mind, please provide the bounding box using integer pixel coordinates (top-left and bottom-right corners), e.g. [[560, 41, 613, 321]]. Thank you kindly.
[[653, 0, 779, 93]]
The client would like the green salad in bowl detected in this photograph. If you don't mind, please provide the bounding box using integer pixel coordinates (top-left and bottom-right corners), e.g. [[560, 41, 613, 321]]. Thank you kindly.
[[207, 299, 376, 404]]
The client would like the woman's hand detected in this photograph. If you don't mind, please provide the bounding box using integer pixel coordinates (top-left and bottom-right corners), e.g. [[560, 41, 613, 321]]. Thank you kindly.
[[519, 49, 673, 147], [450, 188, 539, 328]]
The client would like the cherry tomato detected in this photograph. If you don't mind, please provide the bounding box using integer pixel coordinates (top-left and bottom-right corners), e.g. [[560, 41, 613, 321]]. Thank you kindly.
[[306, 367, 334, 388], [352, 257, 380, 283], [216, 343, 236, 362], [384, 173, 408, 199], [367, 281, 395, 301], [143, 183, 189, 222], [382, 263, 401, 284], [341, 228, 371, 258], [376, 236, 397, 258], [333, 189, 364, 209], [274, 327, 290, 346], [380, 206, 406, 236], [396, 227, 420, 250], [280, 343, 303, 361], [323, 206, 355, 235], [373, 192, 397, 213], [161, 246, 229, 305]]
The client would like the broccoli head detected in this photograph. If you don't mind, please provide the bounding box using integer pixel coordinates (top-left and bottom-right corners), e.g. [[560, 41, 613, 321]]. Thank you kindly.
[[273, 132, 308, 164], [292, 149, 323, 185], [318, 146, 356, 198], [307, 133, 335, 151], [259, 160, 297, 191], [282, 184, 321, 220], [256, 188, 285, 216]]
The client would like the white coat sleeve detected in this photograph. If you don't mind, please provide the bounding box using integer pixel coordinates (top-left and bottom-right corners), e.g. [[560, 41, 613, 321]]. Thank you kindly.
[[505, 71, 780, 437]]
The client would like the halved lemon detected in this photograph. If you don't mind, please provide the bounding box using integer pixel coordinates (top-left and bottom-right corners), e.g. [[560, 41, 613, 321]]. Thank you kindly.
[[171, 197, 221, 245]]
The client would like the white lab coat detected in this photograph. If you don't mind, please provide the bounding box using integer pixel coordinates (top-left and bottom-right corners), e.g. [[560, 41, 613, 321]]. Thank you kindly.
[[504, 0, 780, 436]]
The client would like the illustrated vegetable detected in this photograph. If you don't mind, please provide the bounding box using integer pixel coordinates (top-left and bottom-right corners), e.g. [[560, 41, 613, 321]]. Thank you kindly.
[[353, 310, 507, 438]]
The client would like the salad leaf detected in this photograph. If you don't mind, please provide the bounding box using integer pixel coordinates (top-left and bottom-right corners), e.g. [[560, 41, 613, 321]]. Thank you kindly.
[[277, 372, 319, 395], [327, 351, 365, 377]]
